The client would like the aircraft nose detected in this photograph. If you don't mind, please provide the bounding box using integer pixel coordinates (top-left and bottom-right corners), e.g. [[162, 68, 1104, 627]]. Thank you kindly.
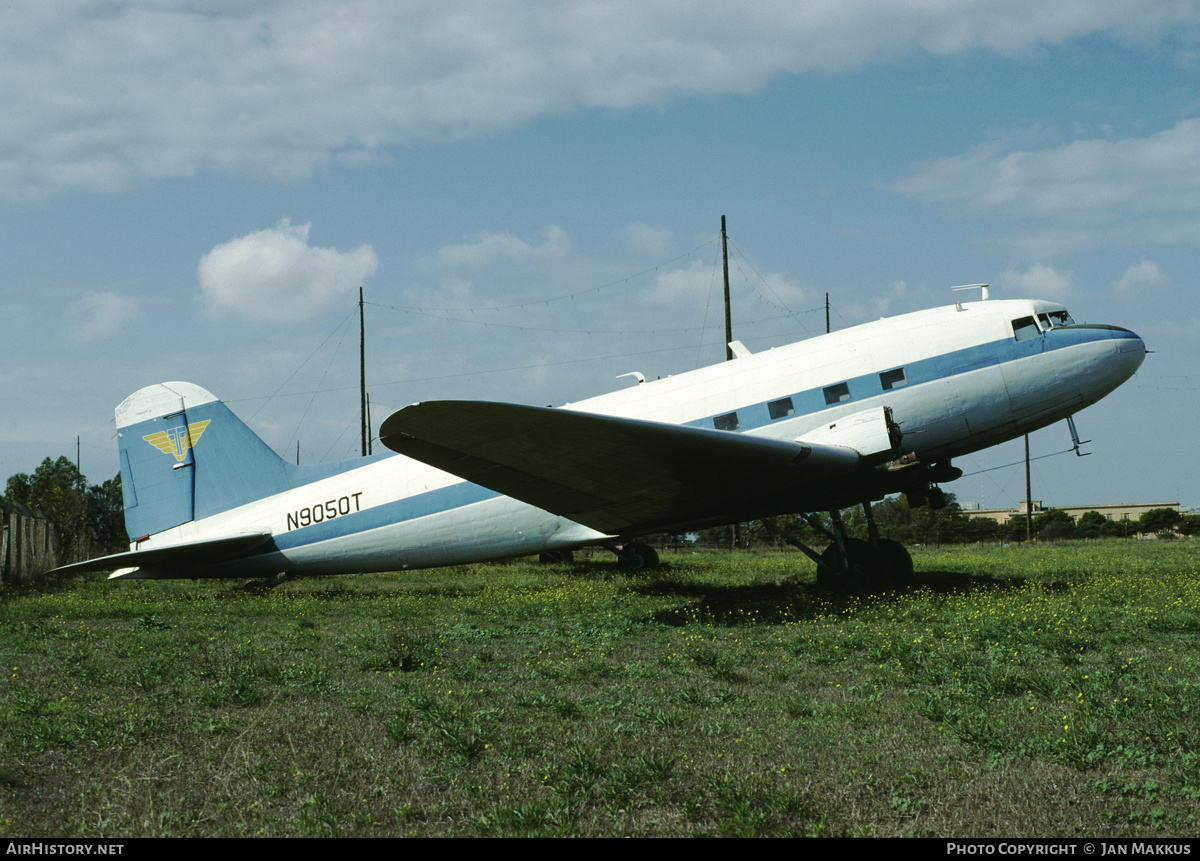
[[1085, 325, 1145, 400], [1111, 327, 1146, 377]]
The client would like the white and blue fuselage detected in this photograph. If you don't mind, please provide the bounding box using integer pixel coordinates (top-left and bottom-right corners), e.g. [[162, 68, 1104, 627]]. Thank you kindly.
[[98, 298, 1143, 579]]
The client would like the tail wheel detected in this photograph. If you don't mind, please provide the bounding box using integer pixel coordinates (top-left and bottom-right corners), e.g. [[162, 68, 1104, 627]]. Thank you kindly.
[[617, 541, 660, 571]]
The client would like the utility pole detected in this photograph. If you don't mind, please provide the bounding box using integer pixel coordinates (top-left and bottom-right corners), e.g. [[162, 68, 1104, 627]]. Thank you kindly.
[[721, 216, 738, 552], [1025, 434, 1033, 541], [360, 286, 368, 458], [721, 215, 732, 361]]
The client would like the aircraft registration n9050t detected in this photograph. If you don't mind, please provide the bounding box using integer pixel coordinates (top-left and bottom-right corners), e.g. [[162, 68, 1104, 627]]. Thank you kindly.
[[56, 296, 1145, 586]]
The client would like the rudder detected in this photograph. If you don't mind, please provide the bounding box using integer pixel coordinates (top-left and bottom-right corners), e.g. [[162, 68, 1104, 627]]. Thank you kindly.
[[117, 382, 294, 540]]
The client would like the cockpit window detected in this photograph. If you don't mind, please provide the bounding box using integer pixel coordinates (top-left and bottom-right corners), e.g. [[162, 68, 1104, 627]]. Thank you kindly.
[[1036, 310, 1076, 330], [1012, 316, 1041, 341]]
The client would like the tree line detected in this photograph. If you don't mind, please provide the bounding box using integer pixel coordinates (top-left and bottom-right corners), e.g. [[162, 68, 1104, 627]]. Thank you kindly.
[[4, 457, 126, 564], [698, 495, 1198, 548]]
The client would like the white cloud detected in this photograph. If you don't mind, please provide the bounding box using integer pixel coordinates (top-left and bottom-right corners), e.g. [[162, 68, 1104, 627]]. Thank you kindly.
[[755, 272, 808, 311], [3, 1, 1199, 201], [998, 262, 1074, 300], [845, 279, 927, 320], [892, 118, 1200, 255], [436, 225, 570, 266], [1114, 258, 1168, 292], [197, 219, 378, 323], [618, 222, 674, 257], [67, 291, 137, 343], [644, 259, 714, 305]]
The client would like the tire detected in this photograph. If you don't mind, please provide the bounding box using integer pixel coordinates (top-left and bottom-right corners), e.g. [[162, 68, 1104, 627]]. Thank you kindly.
[[816, 538, 870, 588], [817, 538, 910, 588], [874, 539, 914, 586]]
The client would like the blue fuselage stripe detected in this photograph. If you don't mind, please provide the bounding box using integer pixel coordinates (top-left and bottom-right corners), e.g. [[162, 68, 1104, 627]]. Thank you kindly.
[[268, 481, 501, 552], [686, 326, 1129, 433]]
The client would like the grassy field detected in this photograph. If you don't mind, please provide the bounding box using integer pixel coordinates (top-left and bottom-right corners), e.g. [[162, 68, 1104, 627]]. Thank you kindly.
[[2, 540, 1198, 837]]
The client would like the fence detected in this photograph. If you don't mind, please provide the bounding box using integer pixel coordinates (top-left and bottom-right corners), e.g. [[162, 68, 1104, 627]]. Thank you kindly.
[[0, 497, 59, 585]]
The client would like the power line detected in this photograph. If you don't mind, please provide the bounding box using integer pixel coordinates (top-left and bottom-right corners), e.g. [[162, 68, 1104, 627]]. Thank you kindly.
[[366, 237, 720, 316]]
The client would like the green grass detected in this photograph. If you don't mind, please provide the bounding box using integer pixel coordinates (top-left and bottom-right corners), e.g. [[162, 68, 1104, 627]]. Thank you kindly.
[[1, 541, 1198, 837]]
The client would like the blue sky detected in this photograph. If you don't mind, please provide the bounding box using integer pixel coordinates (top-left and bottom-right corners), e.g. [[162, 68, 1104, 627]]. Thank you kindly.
[[2, 1, 1198, 513]]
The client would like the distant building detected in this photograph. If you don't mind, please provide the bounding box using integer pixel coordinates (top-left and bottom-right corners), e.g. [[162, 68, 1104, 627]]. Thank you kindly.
[[964, 500, 1181, 526]]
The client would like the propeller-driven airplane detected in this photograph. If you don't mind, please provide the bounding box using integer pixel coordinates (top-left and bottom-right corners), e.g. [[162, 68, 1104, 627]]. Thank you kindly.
[[56, 294, 1145, 586]]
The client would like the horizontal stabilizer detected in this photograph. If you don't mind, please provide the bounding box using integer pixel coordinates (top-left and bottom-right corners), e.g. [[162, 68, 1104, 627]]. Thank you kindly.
[[380, 401, 861, 535], [50, 532, 273, 579]]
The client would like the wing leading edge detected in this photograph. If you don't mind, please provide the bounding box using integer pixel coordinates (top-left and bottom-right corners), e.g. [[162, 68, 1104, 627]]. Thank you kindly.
[[380, 401, 863, 535]]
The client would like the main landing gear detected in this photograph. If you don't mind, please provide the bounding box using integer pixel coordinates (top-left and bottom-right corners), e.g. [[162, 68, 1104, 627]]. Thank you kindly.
[[763, 503, 914, 590]]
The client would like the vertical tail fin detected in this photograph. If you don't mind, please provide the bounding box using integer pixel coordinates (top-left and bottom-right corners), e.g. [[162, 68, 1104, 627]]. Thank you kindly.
[[117, 382, 294, 540]]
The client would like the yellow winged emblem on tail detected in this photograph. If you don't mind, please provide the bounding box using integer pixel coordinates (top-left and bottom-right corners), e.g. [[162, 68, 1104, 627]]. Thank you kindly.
[[143, 420, 211, 462]]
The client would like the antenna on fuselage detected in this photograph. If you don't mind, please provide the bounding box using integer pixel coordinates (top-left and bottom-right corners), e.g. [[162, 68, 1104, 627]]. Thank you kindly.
[[951, 283, 990, 301]]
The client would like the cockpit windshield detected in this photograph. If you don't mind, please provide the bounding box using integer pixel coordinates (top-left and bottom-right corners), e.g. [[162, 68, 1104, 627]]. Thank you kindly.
[[1038, 309, 1076, 329], [1014, 308, 1077, 341]]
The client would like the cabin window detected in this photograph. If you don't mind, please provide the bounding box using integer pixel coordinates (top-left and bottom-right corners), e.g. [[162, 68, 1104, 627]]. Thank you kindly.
[[768, 397, 794, 420], [880, 368, 907, 390], [823, 382, 850, 405], [713, 412, 739, 431], [1012, 316, 1041, 341]]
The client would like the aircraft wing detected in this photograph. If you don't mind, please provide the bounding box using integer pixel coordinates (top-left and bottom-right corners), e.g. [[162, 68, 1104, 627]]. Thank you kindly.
[[50, 532, 273, 579], [379, 401, 863, 535]]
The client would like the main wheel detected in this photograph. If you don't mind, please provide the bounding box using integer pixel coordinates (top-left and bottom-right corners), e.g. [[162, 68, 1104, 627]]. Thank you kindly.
[[873, 539, 914, 587], [817, 538, 911, 589], [816, 538, 871, 588]]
